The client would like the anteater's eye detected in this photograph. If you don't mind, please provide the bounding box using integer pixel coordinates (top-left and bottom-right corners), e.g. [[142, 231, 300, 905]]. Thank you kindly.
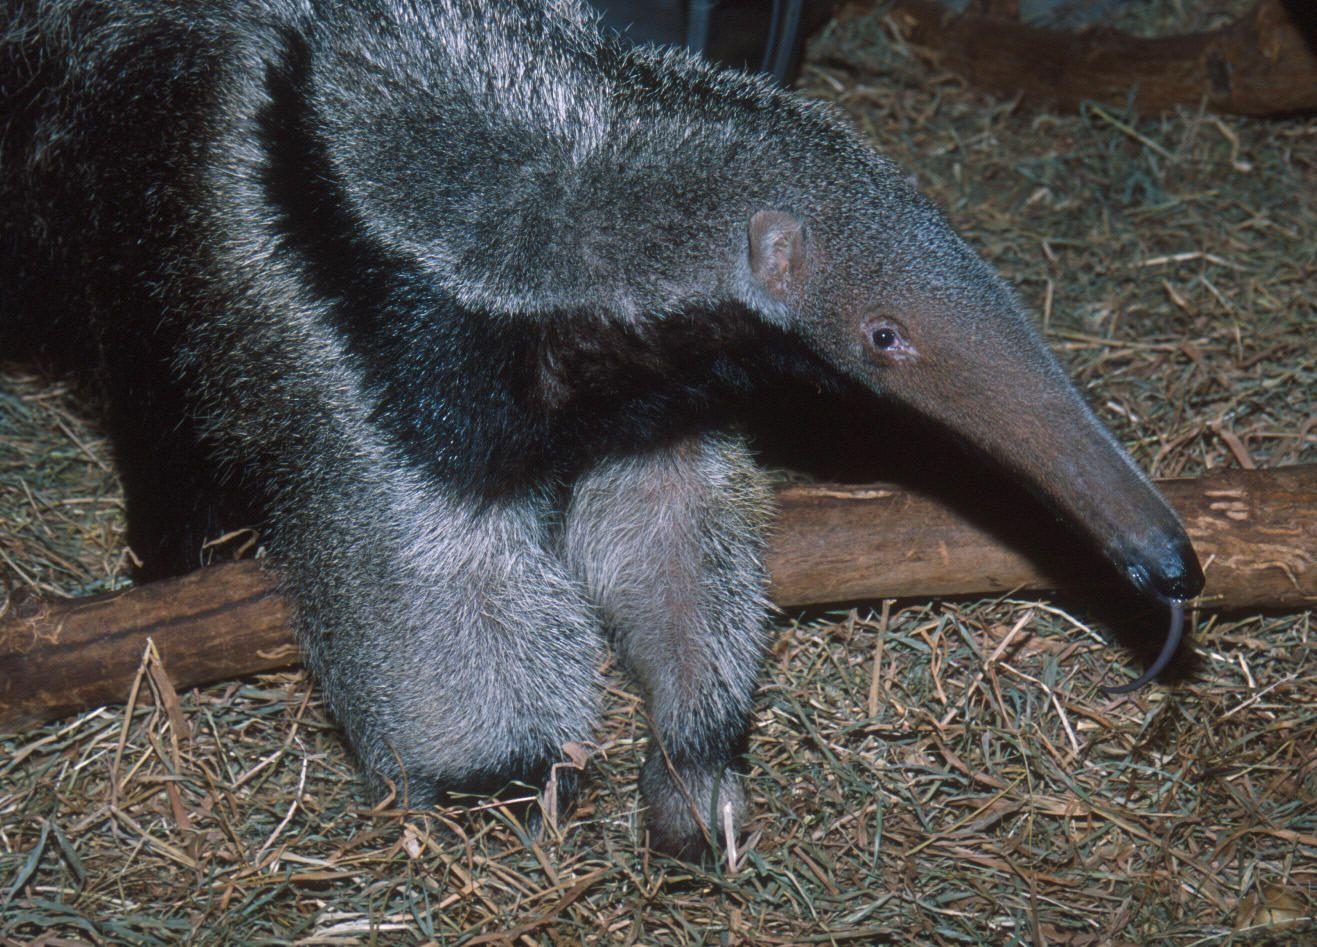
[[870, 326, 897, 349], [862, 319, 916, 361]]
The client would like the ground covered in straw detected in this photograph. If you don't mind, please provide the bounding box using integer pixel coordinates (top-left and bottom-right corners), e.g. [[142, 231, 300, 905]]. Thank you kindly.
[[2, 3, 1313, 944]]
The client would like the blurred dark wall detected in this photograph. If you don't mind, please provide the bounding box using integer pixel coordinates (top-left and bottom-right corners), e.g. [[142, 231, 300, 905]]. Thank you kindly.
[[585, 0, 839, 83]]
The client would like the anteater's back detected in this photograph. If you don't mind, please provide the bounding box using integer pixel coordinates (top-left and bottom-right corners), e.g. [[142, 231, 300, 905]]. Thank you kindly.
[[2, 0, 270, 363]]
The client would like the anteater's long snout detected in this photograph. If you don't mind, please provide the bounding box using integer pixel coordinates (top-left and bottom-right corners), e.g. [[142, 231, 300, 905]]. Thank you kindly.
[[1011, 401, 1205, 611], [973, 392, 1204, 691], [1041, 412, 1206, 608], [849, 291, 1207, 688]]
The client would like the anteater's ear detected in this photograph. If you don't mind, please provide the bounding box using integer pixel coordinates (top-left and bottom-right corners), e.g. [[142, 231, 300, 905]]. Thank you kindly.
[[747, 210, 806, 302]]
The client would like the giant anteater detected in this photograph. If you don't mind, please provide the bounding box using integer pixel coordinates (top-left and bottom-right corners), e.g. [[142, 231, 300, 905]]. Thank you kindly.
[[0, 0, 1202, 858]]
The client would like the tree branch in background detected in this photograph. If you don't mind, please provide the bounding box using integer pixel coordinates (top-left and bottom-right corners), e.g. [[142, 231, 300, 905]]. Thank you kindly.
[[840, 0, 1317, 116]]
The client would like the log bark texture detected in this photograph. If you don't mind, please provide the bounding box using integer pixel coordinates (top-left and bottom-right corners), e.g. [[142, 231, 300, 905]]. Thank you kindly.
[[850, 0, 1317, 117], [2, 465, 1313, 730]]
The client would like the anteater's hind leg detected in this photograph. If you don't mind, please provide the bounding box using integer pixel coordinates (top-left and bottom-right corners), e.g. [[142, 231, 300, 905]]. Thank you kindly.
[[104, 383, 258, 581], [564, 433, 774, 859]]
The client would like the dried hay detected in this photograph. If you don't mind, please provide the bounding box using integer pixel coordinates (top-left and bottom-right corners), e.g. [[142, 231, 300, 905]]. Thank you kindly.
[[2, 2, 1313, 943]]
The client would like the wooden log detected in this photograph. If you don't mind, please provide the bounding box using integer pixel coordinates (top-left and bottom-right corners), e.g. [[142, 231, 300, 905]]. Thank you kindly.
[[1, 465, 1313, 730], [767, 464, 1317, 608], [0, 562, 297, 732], [843, 0, 1317, 117]]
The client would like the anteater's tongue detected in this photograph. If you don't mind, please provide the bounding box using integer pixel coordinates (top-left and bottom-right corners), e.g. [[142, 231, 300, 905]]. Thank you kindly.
[[1102, 600, 1186, 695]]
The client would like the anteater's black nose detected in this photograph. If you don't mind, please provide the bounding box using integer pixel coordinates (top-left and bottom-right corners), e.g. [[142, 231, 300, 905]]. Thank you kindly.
[[1125, 533, 1205, 602]]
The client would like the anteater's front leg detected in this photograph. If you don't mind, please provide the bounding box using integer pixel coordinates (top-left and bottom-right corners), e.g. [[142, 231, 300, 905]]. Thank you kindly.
[[280, 482, 604, 811], [564, 434, 774, 859]]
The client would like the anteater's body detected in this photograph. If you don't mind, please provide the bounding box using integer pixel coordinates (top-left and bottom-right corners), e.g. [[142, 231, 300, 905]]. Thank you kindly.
[[1, 0, 1201, 857]]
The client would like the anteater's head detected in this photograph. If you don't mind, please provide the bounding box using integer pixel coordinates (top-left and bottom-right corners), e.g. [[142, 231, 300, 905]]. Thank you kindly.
[[734, 183, 1203, 686]]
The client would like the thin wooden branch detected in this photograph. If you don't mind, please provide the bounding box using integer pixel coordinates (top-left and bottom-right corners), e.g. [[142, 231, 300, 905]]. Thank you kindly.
[[843, 0, 1317, 116], [2, 465, 1313, 730]]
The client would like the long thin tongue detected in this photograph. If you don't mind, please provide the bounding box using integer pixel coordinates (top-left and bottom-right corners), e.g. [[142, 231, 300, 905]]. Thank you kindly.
[[1102, 601, 1186, 695]]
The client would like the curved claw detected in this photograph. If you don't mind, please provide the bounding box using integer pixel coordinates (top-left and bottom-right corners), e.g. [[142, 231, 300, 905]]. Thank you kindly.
[[1101, 600, 1186, 696]]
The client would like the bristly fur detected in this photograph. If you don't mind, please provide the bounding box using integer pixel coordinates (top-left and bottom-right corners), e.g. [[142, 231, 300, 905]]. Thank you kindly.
[[1, 0, 1202, 858]]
